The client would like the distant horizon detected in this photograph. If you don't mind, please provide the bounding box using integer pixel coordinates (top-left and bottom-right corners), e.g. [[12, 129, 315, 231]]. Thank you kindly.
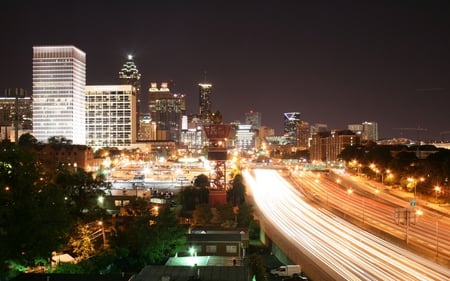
[[1, 1, 449, 140]]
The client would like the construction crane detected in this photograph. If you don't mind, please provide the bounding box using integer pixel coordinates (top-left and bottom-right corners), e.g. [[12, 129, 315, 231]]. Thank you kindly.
[[392, 127, 428, 144]]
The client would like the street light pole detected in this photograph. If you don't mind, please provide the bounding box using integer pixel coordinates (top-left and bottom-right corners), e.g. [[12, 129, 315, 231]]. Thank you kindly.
[[434, 186, 441, 203]]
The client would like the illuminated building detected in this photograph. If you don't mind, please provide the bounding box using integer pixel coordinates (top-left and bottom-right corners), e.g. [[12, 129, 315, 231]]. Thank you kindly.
[[244, 110, 261, 129], [362, 121, 378, 141], [0, 89, 32, 142], [148, 82, 186, 143], [119, 55, 141, 139], [283, 112, 301, 145], [310, 130, 360, 161], [179, 115, 208, 151], [198, 83, 212, 122], [85, 85, 135, 149], [348, 121, 378, 142], [296, 121, 310, 149], [32, 46, 86, 144], [138, 114, 157, 141], [235, 124, 254, 151]]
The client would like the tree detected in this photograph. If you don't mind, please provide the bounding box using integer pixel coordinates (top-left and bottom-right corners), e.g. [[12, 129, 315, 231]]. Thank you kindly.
[[53, 166, 108, 219], [214, 203, 236, 227], [112, 208, 186, 271], [69, 221, 96, 259], [179, 186, 209, 212], [237, 202, 254, 227], [246, 253, 268, 281], [18, 133, 38, 146], [48, 136, 73, 145], [148, 208, 186, 263], [0, 143, 71, 277], [193, 174, 210, 188], [193, 203, 213, 225], [227, 174, 246, 206]]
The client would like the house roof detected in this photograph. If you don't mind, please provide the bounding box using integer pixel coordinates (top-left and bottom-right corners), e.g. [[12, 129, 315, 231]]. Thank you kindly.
[[132, 265, 251, 281]]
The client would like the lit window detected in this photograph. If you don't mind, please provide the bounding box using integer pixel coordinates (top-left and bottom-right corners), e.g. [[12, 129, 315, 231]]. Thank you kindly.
[[226, 245, 237, 253]]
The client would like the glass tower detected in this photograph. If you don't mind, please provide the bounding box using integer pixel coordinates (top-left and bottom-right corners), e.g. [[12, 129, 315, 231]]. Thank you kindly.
[[198, 83, 212, 122], [32, 46, 86, 144]]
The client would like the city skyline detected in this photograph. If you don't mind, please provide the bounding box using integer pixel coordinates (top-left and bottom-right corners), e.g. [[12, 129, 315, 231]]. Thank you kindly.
[[1, 1, 449, 140]]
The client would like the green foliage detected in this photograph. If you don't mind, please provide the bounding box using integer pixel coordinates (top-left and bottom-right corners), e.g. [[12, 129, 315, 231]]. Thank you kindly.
[[18, 133, 38, 146], [246, 253, 268, 281], [0, 143, 72, 276], [249, 220, 261, 240], [215, 203, 235, 227], [179, 186, 209, 212], [53, 262, 86, 274], [53, 166, 108, 219], [193, 174, 210, 188], [237, 202, 254, 227], [111, 208, 186, 272], [227, 174, 246, 206], [48, 136, 73, 145], [69, 221, 96, 259], [193, 203, 213, 225]]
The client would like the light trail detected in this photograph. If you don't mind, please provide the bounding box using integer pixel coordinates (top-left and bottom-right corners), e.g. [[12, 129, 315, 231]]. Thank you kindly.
[[244, 169, 450, 281]]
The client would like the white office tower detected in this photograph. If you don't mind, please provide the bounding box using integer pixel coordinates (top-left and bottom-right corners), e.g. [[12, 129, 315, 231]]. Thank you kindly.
[[32, 46, 86, 144], [86, 85, 135, 149]]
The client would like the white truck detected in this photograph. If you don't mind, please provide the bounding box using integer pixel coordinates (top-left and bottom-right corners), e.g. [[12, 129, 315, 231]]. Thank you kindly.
[[270, 264, 302, 277]]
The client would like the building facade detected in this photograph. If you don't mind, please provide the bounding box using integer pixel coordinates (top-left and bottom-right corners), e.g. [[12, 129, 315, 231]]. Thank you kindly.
[[235, 124, 254, 151], [85, 85, 135, 149], [283, 112, 301, 145], [0, 89, 32, 142], [32, 46, 86, 144], [296, 121, 310, 149], [148, 82, 186, 143], [310, 130, 360, 162], [198, 83, 212, 122], [119, 55, 141, 140], [362, 121, 378, 141], [244, 110, 261, 129]]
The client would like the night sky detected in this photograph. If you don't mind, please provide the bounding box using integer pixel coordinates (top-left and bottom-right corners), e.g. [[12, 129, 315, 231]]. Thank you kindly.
[[1, 1, 450, 140]]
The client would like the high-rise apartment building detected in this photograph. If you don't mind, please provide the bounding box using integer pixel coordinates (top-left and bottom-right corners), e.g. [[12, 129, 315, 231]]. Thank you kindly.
[[119, 55, 141, 140], [245, 110, 262, 129], [198, 83, 212, 122], [362, 121, 378, 141], [348, 121, 378, 142], [296, 121, 310, 149], [148, 82, 186, 143], [85, 85, 135, 149], [32, 46, 86, 144], [283, 112, 301, 145], [0, 89, 32, 142], [310, 130, 360, 162]]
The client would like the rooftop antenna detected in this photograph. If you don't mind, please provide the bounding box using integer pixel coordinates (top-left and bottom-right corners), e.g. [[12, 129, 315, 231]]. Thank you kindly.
[[203, 70, 208, 83]]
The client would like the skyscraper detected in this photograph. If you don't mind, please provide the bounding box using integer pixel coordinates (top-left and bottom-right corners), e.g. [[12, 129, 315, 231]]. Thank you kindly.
[[283, 112, 301, 145], [119, 55, 141, 140], [362, 121, 378, 141], [198, 83, 212, 122], [148, 82, 186, 143], [245, 110, 262, 129], [32, 46, 86, 144], [85, 85, 135, 149]]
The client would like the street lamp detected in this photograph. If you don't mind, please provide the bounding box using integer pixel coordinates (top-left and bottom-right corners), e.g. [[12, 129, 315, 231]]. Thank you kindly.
[[434, 185, 441, 203], [407, 177, 424, 200]]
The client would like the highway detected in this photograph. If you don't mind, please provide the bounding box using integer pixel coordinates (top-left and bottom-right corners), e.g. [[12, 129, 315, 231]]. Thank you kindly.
[[294, 170, 450, 261], [244, 168, 450, 281]]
